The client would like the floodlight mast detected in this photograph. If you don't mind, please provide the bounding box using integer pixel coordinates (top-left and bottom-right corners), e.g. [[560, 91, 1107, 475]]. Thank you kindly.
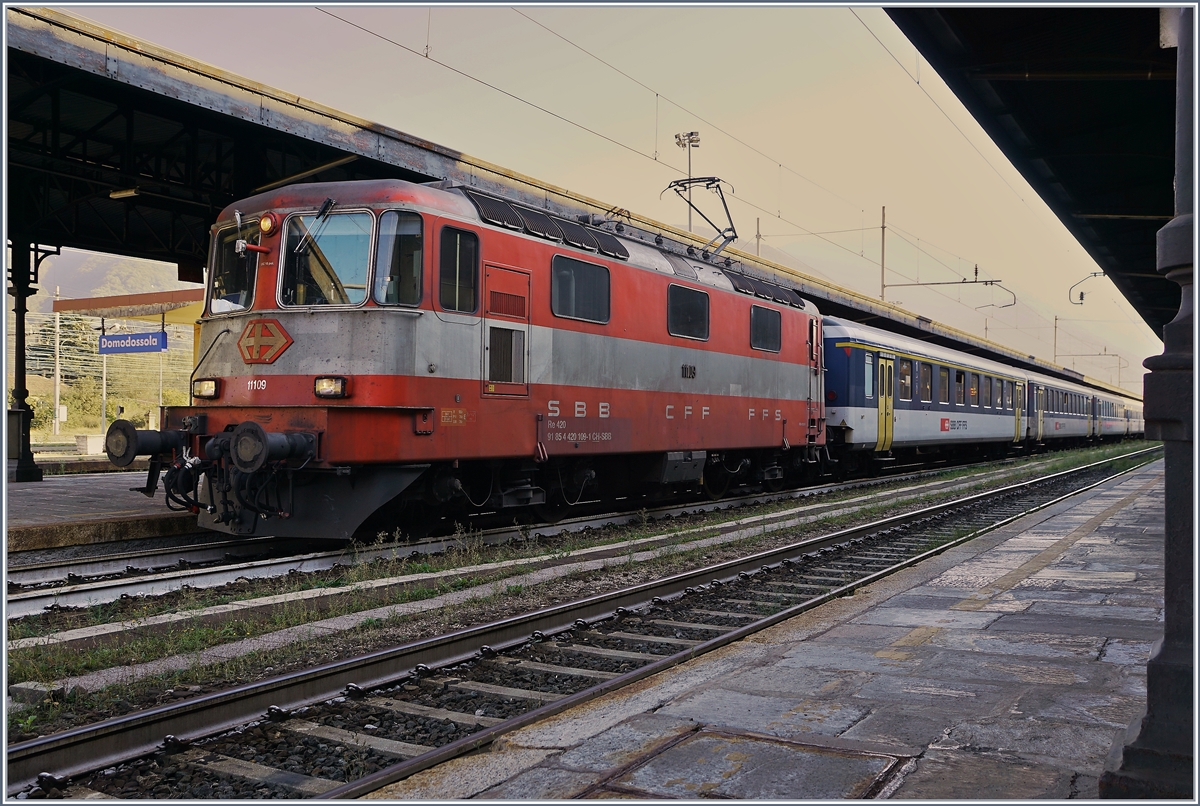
[[674, 131, 700, 231]]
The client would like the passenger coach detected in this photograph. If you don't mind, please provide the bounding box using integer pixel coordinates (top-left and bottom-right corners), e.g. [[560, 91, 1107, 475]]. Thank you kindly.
[[823, 318, 1143, 474]]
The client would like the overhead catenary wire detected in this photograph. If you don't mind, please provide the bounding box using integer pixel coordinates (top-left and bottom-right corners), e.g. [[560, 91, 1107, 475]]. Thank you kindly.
[[509, 7, 861, 211], [313, 7, 1133, 376]]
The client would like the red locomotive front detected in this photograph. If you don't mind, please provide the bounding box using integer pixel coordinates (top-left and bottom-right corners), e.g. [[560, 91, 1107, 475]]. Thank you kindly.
[[106, 179, 827, 540]]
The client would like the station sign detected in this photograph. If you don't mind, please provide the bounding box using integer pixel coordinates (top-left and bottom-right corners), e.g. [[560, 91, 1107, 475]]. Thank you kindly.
[[99, 331, 168, 354]]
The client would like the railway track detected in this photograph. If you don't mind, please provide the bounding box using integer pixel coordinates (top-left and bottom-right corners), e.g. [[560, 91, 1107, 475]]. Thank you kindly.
[[4, 451, 1090, 619], [7, 447, 1158, 799]]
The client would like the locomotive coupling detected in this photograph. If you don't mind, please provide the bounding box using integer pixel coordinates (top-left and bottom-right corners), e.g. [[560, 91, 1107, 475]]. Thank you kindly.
[[105, 420, 186, 467], [207, 421, 317, 473]]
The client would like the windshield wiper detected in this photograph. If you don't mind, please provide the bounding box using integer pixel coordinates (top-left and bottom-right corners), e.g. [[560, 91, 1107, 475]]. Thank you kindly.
[[294, 197, 337, 254]]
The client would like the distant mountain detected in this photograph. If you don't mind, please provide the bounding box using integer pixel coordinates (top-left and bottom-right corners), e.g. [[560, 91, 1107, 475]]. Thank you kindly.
[[30, 248, 200, 313]]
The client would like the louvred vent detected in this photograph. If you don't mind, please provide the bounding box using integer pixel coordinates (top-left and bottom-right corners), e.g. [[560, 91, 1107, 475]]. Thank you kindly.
[[462, 189, 524, 230], [489, 290, 526, 319]]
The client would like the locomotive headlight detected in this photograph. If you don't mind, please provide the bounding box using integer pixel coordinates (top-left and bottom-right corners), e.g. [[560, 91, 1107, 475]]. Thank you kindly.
[[259, 213, 279, 236], [192, 379, 220, 399], [314, 376, 348, 398]]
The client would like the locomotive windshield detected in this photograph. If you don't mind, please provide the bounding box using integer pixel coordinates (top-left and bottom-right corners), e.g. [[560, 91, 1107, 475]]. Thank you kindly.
[[282, 211, 372, 306], [209, 221, 261, 314]]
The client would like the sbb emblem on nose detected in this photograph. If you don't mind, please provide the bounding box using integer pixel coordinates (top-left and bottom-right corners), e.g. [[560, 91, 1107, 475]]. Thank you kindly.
[[237, 319, 293, 364]]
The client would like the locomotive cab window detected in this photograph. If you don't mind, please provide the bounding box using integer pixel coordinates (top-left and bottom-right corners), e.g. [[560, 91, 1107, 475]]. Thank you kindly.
[[865, 353, 874, 399], [667, 284, 709, 340], [282, 211, 372, 306], [938, 367, 949, 404], [374, 211, 423, 305], [750, 305, 782, 352], [897, 360, 912, 400], [551, 255, 609, 323], [210, 220, 261, 314], [919, 363, 933, 402], [440, 227, 479, 313]]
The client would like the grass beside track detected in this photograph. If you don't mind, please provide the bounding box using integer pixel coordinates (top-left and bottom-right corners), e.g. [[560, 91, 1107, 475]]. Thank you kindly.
[[7, 443, 1157, 740]]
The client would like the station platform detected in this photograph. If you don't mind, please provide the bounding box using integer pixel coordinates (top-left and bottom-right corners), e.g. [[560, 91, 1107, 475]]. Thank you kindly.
[[365, 460, 1166, 800], [6, 469, 194, 553]]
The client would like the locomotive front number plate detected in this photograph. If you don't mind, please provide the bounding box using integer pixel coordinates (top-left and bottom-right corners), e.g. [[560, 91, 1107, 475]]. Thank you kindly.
[[237, 319, 294, 364]]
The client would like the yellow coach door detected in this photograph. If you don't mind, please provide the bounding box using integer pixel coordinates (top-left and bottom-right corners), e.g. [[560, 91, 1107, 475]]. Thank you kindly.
[[1013, 382, 1024, 443], [875, 357, 894, 451]]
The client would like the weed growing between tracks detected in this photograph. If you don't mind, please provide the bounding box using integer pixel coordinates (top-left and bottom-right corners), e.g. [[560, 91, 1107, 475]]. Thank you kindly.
[[7, 443, 1157, 740]]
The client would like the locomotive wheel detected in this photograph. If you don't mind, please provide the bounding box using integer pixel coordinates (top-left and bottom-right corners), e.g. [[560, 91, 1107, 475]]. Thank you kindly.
[[534, 495, 571, 524], [763, 475, 786, 493], [702, 467, 731, 500]]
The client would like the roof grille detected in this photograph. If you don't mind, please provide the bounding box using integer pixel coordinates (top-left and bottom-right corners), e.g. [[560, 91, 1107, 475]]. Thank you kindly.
[[665, 253, 698, 279], [514, 207, 563, 241], [589, 228, 629, 259], [552, 218, 599, 251], [721, 270, 806, 308], [462, 189, 524, 230]]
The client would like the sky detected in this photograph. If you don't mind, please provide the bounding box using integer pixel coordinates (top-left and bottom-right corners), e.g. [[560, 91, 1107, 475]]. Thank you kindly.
[[45, 4, 1166, 394]]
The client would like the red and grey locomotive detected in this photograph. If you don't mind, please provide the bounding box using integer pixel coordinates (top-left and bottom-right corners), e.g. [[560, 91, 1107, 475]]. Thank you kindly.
[[105, 179, 827, 539]]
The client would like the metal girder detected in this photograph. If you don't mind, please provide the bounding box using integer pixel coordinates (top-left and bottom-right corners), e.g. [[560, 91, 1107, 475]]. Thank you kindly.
[[886, 7, 1181, 338]]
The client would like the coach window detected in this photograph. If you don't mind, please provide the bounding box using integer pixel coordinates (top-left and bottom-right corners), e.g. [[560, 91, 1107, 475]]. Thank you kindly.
[[439, 227, 479, 313], [552, 255, 609, 323], [919, 363, 933, 402], [282, 211, 372, 306], [750, 305, 782, 352], [938, 367, 949, 403], [897, 360, 912, 400], [865, 353, 874, 399], [667, 284, 709, 340], [982, 376, 992, 408], [374, 211, 423, 305], [969, 373, 980, 406], [955, 370, 966, 405]]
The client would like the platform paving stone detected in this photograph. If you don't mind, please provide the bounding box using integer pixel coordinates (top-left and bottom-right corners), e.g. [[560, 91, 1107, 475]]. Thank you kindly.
[[889, 747, 1082, 799], [657, 689, 872, 738], [554, 714, 696, 772], [347, 462, 1167, 800], [477, 767, 600, 800], [610, 731, 897, 799]]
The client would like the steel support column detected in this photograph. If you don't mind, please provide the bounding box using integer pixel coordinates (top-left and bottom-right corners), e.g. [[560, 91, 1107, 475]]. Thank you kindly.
[[1100, 7, 1193, 798], [7, 234, 43, 482]]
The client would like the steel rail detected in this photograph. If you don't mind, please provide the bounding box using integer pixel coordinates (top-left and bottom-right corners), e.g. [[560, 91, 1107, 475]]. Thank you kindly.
[[7, 536, 293, 586], [4, 462, 982, 618], [6, 447, 1159, 794]]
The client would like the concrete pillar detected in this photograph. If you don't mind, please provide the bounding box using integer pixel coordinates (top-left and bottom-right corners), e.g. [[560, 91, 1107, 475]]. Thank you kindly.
[[1100, 6, 1193, 798], [7, 236, 43, 482]]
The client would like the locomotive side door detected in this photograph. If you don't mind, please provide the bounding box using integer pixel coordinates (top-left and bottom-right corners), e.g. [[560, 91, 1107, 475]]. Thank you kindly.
[[875, 356, 894, 451], [482, 265, 531, 396]]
